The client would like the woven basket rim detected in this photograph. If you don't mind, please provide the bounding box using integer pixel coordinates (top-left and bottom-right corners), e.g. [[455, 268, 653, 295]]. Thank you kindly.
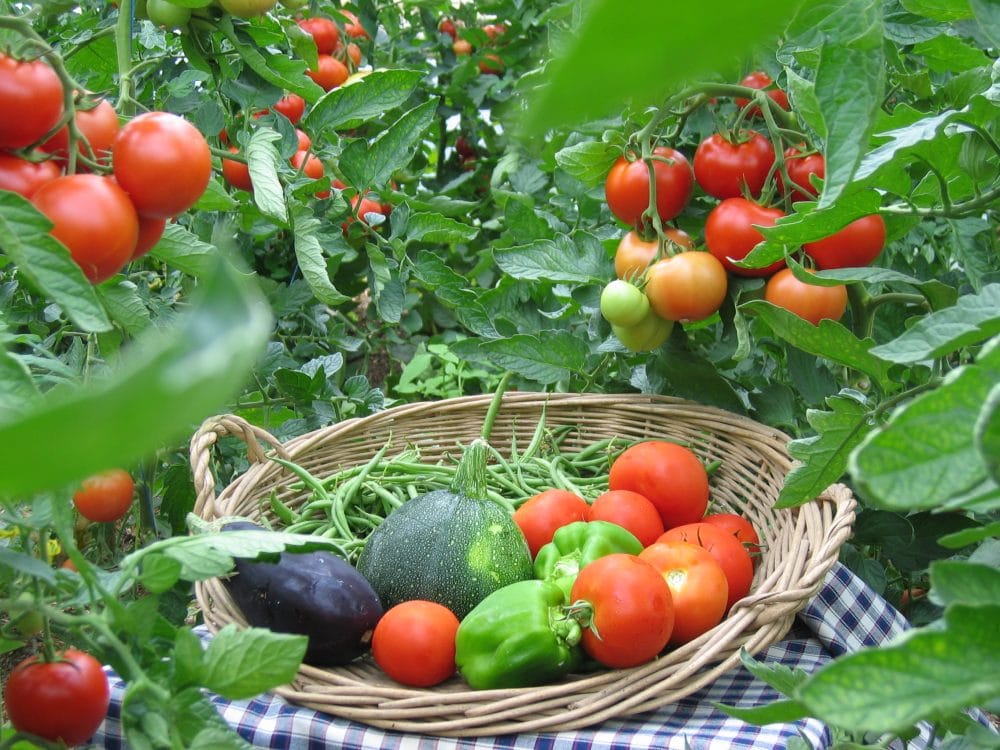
[[190, 393, 857, 737]]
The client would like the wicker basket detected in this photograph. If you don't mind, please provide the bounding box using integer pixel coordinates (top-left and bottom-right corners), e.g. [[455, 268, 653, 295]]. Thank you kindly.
[[192, 392, 856, 737]]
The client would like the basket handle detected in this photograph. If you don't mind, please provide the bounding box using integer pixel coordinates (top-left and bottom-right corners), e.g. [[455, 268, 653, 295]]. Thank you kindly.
[[189, 414, 290, 520]]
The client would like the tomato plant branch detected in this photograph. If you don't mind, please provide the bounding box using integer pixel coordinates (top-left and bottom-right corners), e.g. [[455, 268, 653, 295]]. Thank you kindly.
[[114, 4, 138, 117], [881, 181, 1000, 217]]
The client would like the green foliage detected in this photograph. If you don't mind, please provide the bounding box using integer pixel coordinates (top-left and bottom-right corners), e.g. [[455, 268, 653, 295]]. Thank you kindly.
[[0, 0, 998, 745]]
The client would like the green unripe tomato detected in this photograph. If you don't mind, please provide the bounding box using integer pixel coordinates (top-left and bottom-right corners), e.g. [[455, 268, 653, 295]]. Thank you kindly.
[[612, 311, 673, 353], [11, 593, 43, 638], [600, 279, 650, 327], [217, 0, 277, 17], [147, 0, 191, 28]]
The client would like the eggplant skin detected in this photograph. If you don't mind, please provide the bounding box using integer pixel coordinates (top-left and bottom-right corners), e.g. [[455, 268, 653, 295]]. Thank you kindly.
[[221, 522, 384, 667]]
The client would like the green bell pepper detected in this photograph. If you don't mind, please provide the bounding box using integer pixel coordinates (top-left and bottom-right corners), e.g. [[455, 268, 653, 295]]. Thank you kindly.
[[533, 520, 643, 598], [455, 578, 583, 689]]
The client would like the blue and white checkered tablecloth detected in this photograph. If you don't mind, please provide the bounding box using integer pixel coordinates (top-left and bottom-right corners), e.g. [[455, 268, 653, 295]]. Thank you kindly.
[[90, 563, 973, 749]]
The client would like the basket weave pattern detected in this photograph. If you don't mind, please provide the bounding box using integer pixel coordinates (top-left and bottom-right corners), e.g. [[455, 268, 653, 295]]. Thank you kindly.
[[192, 393, 855, 737]]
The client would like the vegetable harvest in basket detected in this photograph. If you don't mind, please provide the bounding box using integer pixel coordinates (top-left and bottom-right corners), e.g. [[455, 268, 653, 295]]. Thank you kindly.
[[214, 398, 756, 690]]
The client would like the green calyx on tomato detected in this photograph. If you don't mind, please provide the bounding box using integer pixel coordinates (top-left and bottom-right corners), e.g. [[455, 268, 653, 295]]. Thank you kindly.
[[693, 130, 775, 200]]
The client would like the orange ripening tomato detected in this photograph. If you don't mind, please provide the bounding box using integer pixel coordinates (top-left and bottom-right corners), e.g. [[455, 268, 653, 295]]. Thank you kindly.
[[613, 228, 694, 281], [639, 540, 729, 645], [608, 441, 709, 530], [571, 554, 674, 668], [512, 489, 591, 558], [764, 268, 848, 325], [588, 490, 664, 547], [658, 522, 754, 611], [644, 251, 728, 323], [372, 600, 460, 687]]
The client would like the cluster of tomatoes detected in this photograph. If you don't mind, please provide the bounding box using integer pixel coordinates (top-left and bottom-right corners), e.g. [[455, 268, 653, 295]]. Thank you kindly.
[[369, 440, 760, 686], [0, 52, 212, 284], [2, 468, 136, 746], [298, 12, 368, 91], [438, 16, 507, 76], [600, 71, 888, 350]]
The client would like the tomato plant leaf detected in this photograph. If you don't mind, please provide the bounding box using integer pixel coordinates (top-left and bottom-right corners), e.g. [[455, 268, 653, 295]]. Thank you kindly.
[[900, 0, 974, 22], [756, 190, 882, 250], [975, 381, 1000, 483], [785, 69, 826, 140], [939, 519, 1000, 549], [867, 284, 1000, 363], [339, 100, 437, 190], [970, 0, 1000, 46], [648, 332, 747, 414], [714, 699, 811, 725], [200, 624, 307, 701], [778, 395, 874, 508], [815, 43, 886, 208], [930, 561, 1000, 608], [0, 547, 57, 584], [0, 192, 112, 334], [217, 17, 324, 103], [97, 281, 151, 336], [850, 337, 1000, 511], [739, 646, 813, 695], [494, 234, 611, 284], [0, 255, 271, 497], [150, 224, 219, 278], [402, 212, 479, 245], [306, 69, 424, 132], [290, 204, 349, 307], [519, 0, 806, 135], [247, 128, 288, 226], [554, 141, 619, 188], [796, 604, 1000, 733], [742, 300, 894, 387], [451, 332, 588, 385], [138, 552, 183, 594], [0, 347, 39, 418]]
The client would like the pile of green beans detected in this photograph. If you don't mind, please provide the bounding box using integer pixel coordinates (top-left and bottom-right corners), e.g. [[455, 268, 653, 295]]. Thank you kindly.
[[262, 420, 628, 563]]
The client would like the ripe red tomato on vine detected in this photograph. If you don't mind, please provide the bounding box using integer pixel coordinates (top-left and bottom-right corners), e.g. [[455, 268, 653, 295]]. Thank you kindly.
[[306, 54, 349, 91], [0, 53, 64, 150], [73, 468, 135, 522], [605, 146, 694, 227], [779, 144, 825, 202], [0, 152, 60, 198], [40, 97, 119, 167], [734, 71, 790, 115], [3, 649, 111, 746], [803, 214, 886, 269], [704, 196, 785, 277], [693, 131, 775, 200], [297, 17, 341, 54]]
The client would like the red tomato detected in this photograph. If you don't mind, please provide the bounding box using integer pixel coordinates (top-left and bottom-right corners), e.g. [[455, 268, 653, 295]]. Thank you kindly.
[[644, 251, 728, 323], [32, 174, 139, 283], [0, 53, 64, 150], [453, 39, 473, 56], [455, 136, 476, 159], [132, 215, 167, 260], [438, 18, 458, 40], [639, 541, 729, 645], [297, 17, 341, 54], [72, 468, 135, 523], [349, 194, 387, 225], [608, 441, 709, 530], [290, 150, 329, 198], [588, 490, 664, 547], [605, 146, 694, 227], [512, 489, 591, 558], [306, 54, 349, 91], [483, 23, 507, 40], [372, 600, 460, 687], [779, 145, 825, 202], [41, 98, 120, 166], [0, 152, 60, 198], [734, 71, 790, 115], [272, 93, 306, 124], [112, 111, 212, 219], [3, 649, 110, 746], [764, 267, 848, 325], [802, 214, 887, 269], [343, 42, 363, 67], [295, 128, 312, 151], [703, 512, 762, 566], [658, 522, 754, 611], [693, 131, 775, 200], [222, 146, 253, 192], [704, 196, 786, 277], [571, 554, 674, 668], [340, 10, 369, 38], [478, 54, 504, 75]]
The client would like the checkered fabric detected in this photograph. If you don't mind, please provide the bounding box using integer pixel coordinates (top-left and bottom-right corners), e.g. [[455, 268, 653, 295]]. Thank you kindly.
[[88, 563, 974, 749]]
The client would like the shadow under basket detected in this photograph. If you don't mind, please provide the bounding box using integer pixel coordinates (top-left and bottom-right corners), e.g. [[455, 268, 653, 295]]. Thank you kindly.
[[191, 392, 856, 738]]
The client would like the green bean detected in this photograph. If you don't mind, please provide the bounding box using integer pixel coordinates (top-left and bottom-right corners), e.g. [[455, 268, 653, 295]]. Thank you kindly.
[[269, 456, 332, 505], [268, 492, 299, 525]]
